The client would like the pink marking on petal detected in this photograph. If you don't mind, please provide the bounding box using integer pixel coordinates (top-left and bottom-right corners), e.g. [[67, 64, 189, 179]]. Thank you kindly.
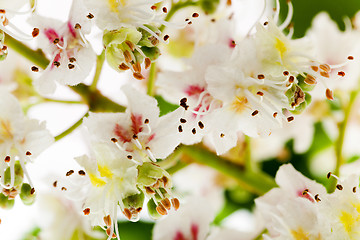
[[67, 22, 77, 38], [190, 224, 199, 240], [228, 38, 236, 48], [297, 189, 315, 203], [184, 85, 205, 97], [131, 114, 143, 134], [146, 133, 155, 144], [114, 124, 132, 143], [174, 232, 186, 240], [44, 28, 60, 43], [50, 53, 61, 69]]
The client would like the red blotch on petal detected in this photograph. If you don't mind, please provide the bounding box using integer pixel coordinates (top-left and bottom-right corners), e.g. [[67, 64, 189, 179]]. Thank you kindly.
[[184, 85, 205, 97], [131, 114, 143, 134], [114, 124, 132, 143]]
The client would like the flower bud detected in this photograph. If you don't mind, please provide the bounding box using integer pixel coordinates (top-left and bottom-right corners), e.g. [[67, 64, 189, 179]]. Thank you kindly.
[[298, 74, 316, 92], [20, 183, 36, 205], [4, 162, 24, 187], [199, 0, 220, 14], [122, 191, 145, 222], [103, 28, 142, 72], [137, 25, 161, 48], [147, 198, 162, 220], [0, 30, 7, 61], [137, 162, 171, 187], [0, 193, 15, 209], [141, 46, 161, 61]]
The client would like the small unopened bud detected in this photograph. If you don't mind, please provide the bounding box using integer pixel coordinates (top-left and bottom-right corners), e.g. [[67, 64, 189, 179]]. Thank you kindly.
[[147, 199, 161, 220], [20, 183, 36, 205], [0, 193, 15, 209]]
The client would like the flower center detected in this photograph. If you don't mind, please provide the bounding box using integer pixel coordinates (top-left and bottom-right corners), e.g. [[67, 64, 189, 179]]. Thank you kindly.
[[275, 37, 287, 60], [231, 95, 248, 113]]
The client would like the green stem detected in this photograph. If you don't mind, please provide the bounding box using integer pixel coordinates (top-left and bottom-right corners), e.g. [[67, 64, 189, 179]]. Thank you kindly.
[[182, 145, 277, 195], [5, 34, 49, 69], [329, 90, 359, 192], [43, 98, 83, 104], [55, 112, 89, 141], [5, 34, 126, 113], [147, 62, 157, 96], [244, 135, 254, 171], [90, 51, 105, 91], [70, 84, 126, 112], [159, 1, 199, 32]]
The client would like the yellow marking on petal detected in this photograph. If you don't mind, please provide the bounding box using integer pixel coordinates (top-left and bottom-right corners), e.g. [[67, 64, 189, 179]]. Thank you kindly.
[[275, 37, 287, 59], [0, 119, 13, 139], [108, 0, 119, 12], [98, 164, 113, 179], [340, 211, 355, 234], [291, 228, 310, 240], [89, 173, 107, 187], [120, 0, 126, 6], [231, 96, 248, 113]]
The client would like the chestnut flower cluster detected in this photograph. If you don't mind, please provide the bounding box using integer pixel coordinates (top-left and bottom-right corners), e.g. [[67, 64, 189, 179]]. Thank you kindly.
[[2, 0, 360, 239]]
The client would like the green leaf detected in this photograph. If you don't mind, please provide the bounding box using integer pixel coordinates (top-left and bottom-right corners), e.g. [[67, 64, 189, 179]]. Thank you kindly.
[[21, 227, 41, 240], [213, 188, 255, 225], [117, 221, 154, 240], [155, 95, 179, 116], [279, 0, 360, 38]]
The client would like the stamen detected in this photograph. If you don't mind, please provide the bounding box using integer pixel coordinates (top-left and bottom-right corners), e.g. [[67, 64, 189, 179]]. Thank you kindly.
[[178, 125, 183, 132], [123, 208, 132, 220], [192, 128, 196, 134], [133, 72, 145, 80], [132, 136, 143, 149], [279, 0, 293, 31], [119, 63, 130, 70], [304, 75, 317, 85], [161, 198, 171, 210], [311, 66, 319, 72], [83, 208, 90, 215], [104, 215, 111, 226], [192, 13, 199, 18], [171, 198, 180, 210], [87, 13, 94, 19], [156, 202, 168, 215], [314, 194, 321, 202], [319, 64, 330, 72], [338, 71, 345, 77], [31, 66, 39, 72], [144, 58, 151, 69], [257, 74, 265, 80], [287, 116, 294, 122], [326, 88, 334, 100], [320, 71, 329, 78], [145, 147, 157, 162], [66, 170, 74, 176], [336, 184, 343, 190], [32, 28, 39, 38]]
